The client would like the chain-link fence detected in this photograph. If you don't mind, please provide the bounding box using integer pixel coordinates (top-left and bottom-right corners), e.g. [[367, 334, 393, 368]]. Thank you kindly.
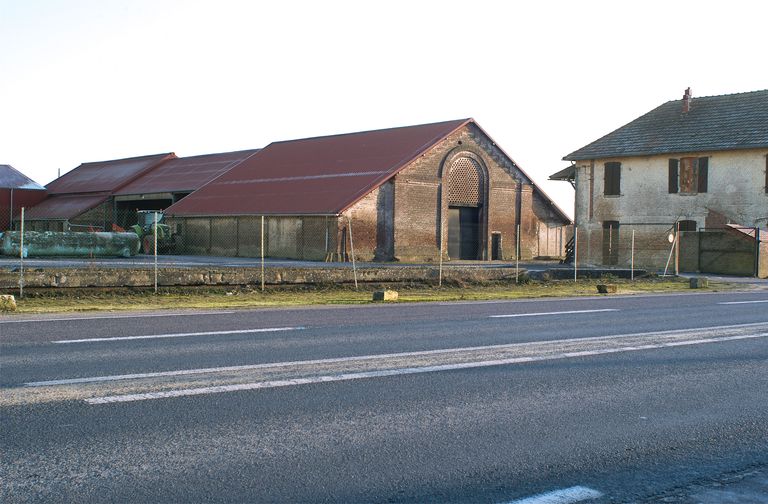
[[569, 222, 765, 279], [3, 207, 764, 296], [4, 208, 531, 295]]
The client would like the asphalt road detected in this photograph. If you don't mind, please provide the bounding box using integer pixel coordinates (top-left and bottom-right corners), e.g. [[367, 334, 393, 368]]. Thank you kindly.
[[2, 290, 768, 503]]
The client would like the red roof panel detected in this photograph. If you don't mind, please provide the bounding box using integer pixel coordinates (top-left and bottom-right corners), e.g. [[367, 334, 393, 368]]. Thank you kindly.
[[115, 149, 259, 196], [47, 153, 175, 194], [24, 193, 110, 220], [165, 119, 470, 216]]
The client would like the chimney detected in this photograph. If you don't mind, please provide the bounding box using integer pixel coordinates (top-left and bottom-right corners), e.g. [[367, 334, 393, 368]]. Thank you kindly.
[[682, 87, 692, 113]]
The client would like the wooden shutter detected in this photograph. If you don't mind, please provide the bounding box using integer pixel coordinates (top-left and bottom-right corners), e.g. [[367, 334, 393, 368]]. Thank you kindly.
[[668, 159, 679, 193], [697, 157, 708, 193], [604, 162, 621, 196]]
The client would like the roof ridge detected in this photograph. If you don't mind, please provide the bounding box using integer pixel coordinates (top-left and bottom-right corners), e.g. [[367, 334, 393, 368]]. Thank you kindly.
[[268, 118, 472, 146], [78, 152, 176, 166]]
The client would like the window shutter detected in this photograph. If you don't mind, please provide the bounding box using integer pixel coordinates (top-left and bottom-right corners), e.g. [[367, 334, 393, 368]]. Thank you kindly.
[[697, 157, 708, 193], [604, 162, 621, 196], [668, 159, 679, 193]]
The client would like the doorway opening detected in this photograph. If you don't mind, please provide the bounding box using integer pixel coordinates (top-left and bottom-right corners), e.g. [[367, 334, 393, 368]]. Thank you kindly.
[[448, 206, 480, 259]]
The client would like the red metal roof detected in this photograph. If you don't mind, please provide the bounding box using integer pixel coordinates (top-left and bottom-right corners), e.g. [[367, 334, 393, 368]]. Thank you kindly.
[[46, 153, 175, 195], [23, 193, 110, 220], [0, 165, 46, 190], [165, 119, 470, 216], [115, 149, 259, 196]]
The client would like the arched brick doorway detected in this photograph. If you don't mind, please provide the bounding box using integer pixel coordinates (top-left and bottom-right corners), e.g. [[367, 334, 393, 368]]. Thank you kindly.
[[446, 156, 486, 259]]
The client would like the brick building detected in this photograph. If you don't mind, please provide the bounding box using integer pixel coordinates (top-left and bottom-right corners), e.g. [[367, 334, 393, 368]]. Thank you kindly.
[[165, 119, 571, 261], [24, 119, 571, 261]]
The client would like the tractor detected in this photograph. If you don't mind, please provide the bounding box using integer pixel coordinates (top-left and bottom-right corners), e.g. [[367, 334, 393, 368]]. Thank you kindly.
[[130, 211, 175, 254]]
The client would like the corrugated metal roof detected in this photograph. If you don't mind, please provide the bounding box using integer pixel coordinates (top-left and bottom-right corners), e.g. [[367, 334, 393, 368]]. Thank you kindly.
[[0, 165, 46, 190], [115, 149, 260, 196], [564, 89, 768, 161], [46, 153, 175, 194], [165, 119, 471, 216], [24, 193, 110, 220]]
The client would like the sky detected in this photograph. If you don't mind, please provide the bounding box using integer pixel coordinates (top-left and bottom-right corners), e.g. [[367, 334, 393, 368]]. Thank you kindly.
[[2, 0, 767, 218]]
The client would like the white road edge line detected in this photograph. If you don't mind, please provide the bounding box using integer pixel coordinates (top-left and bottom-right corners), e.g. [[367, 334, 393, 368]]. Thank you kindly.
[[1, 311, 237, 324], [83, 331, 768, 404], [502, 485, 603, 504], [490, 309, 618, 318], [52, 326, 305, 344], [30, 322, 768, 386], [719, 300, 768, 305]]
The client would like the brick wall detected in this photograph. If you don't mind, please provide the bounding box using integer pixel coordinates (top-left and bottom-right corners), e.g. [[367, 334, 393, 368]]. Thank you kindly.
[[343, 124, 569, 262]]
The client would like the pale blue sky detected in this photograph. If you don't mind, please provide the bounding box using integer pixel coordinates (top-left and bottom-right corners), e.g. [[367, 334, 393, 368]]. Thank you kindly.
[[2, 0, 767, 216]]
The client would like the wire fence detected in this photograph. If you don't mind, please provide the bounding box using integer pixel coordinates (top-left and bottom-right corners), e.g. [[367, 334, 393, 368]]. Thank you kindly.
[[570, 222, 765, 279], [2, 208, 534, 296], [2, 207, 764, 296]]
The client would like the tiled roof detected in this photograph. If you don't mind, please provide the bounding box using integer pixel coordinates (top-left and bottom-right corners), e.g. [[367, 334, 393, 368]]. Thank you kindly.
[[564, 89, 768, 161], [0, 165, 46, 190]]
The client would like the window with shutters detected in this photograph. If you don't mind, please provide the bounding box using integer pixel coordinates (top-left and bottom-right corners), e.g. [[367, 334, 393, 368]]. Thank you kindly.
[[604, 162, 621, 196], [668, 157, 708, 194]]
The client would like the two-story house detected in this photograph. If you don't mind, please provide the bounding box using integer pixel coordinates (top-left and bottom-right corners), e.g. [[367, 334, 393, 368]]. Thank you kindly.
[[552, 88, 767, 275]]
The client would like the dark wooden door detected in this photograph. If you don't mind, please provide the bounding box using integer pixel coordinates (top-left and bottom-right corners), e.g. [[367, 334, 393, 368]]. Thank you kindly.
[[448, 207, 480, 259]]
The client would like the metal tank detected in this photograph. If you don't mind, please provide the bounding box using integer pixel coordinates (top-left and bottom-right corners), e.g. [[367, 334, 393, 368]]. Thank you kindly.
[[1, 231, 141, 258]]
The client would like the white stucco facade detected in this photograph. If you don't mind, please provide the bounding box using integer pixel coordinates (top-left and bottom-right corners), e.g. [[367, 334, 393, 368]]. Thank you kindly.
[[572, 149, 768, 268]]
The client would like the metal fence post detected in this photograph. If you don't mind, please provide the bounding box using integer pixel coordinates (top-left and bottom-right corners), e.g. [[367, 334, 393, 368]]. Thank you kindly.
[[573, 226, 578, 282], [347, 215, 358, 290], [631, 229, 635, 281], [755, 226, 761, 278], [516, 224, 520, 284], [19, 207, 24, 298], [438, 220, 443, 288], [261, 216, 265, 292], [154, 211, 158, 294], [674, 221, 680, 276]]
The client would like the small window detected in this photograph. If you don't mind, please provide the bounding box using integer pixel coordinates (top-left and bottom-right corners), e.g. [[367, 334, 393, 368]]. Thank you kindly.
[[604, 162, 621, 196], [678, 220, 697, 232], [765, 155, 768, 194]]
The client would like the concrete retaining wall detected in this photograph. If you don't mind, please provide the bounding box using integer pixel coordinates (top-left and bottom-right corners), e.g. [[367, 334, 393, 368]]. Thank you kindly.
[[0, 265, 525, 289]]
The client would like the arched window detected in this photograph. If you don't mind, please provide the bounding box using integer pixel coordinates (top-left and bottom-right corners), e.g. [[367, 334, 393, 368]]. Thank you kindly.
[[448, 157, 483, 207]]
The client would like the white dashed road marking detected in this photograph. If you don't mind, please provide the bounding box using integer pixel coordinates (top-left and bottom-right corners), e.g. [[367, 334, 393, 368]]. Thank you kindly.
[[502, 485, 603, 504], [718, 299, 768, 305]]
